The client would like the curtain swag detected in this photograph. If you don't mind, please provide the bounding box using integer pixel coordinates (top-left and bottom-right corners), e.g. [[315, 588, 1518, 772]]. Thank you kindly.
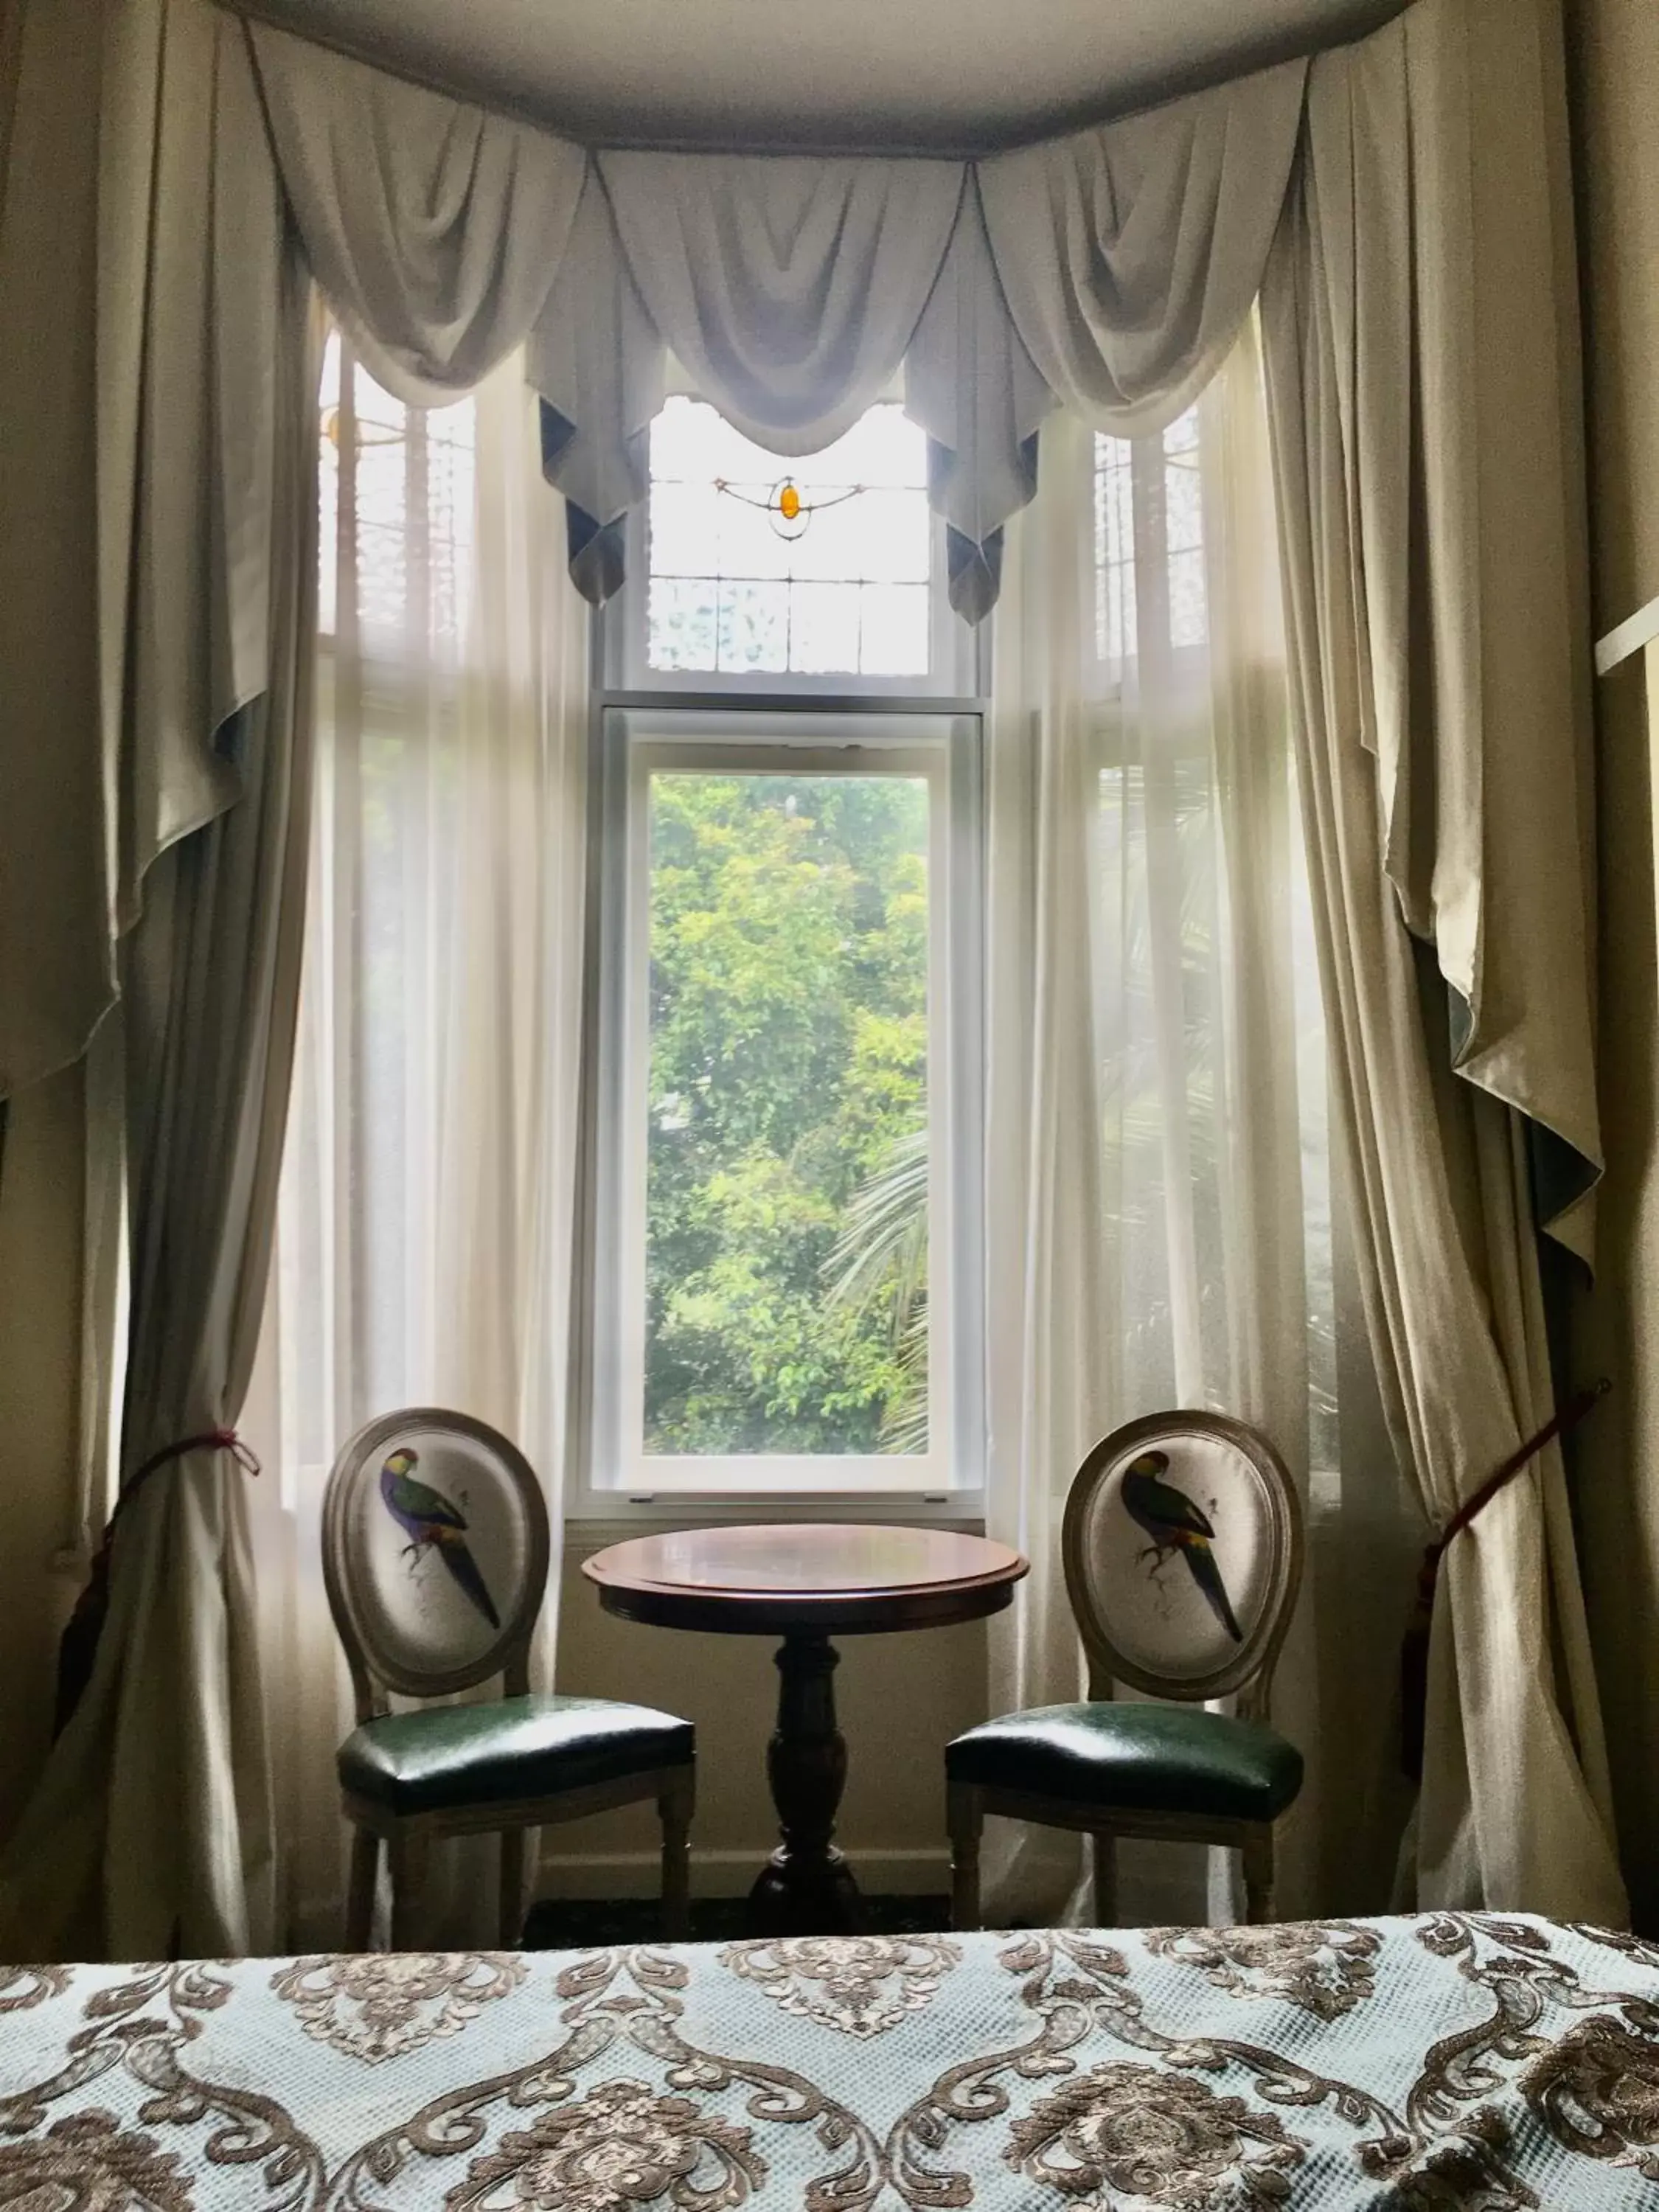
[[243, 19, 1307, 631]]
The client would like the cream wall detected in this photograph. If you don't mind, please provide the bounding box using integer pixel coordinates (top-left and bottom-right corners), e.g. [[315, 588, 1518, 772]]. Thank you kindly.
[[0, 0, 100, 1830], [0, 1081, 84, 1814], [1564, 0, 1659, 1930]]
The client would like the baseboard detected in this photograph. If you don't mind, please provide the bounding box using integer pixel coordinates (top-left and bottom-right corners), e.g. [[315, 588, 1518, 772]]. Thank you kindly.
[[535, 1846, 951, 1900]]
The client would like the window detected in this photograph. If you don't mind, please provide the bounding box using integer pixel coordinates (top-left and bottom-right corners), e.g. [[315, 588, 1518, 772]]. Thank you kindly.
[[318, 335, 475, 656], [607, 395, 973, 696], [1093, 408, 1206, 676], [1091, 409, 1338, 1481], [585, 394, 984, 1505]]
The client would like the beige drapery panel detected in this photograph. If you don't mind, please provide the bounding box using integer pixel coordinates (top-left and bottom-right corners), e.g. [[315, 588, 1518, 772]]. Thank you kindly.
[[1, 0, 295, 1099], [0, 0, 319, 1944], [1259, 0, 1623, 1919]]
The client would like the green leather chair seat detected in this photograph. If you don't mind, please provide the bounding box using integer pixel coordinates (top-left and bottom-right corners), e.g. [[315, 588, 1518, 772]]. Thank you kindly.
[[339, 1694, 695, 1816], [947, 1701, 1303, 1824]]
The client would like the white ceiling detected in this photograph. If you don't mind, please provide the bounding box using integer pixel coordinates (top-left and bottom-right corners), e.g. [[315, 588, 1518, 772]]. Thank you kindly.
[[240, 0, 1409, 155]]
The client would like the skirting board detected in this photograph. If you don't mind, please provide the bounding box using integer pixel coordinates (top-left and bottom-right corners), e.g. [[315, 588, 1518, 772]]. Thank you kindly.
[[535, 1846, 951, 1900]]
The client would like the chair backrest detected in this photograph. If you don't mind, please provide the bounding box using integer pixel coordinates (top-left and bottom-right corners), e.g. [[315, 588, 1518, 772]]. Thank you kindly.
[[322, 1407, 551, 1720], [1061, 1411, 1302, 1711]]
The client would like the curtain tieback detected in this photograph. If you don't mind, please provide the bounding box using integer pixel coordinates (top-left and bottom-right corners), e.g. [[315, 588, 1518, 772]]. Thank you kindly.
[[52, 1430, 262, 1739], [1399, 1380, 1610, 1781]]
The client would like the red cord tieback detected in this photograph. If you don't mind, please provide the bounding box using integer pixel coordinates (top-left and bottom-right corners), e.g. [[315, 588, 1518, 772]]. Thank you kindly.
[[1399, 1378, 1609, 1780], [52, 1428, 262, 1739], [124, 1427, 262, 1499]]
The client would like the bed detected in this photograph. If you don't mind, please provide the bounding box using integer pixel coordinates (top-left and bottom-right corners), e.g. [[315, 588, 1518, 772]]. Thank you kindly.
[[1, 1913, 1657, 2207]]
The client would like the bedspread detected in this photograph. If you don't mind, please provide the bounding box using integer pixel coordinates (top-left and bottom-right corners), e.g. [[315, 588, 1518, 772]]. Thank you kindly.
[[1, 1914, 1658, 2206]]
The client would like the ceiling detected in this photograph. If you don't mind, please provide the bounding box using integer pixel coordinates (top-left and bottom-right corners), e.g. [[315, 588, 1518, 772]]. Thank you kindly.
[[239, 0, 1410, 155]]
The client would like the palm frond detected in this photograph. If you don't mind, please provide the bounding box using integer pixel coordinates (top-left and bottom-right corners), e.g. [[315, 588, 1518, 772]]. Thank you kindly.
[[823, 1121, 931, 1453], [822, 1124, 928, 1330]]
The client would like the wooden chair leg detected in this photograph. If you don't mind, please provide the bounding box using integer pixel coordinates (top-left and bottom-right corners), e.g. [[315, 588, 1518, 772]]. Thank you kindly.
[[498, 1827, 526, 1948], [347, 1825, 378, 1952], [389, 1826, 430, 1950], [1242, 1823, 1275, 1925], [1091, 1832, 1117, 1927], [659, 1772, 694, 1941], [947, 1782, 983, 1933]]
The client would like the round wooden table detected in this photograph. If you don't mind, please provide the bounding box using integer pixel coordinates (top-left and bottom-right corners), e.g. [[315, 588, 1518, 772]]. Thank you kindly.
[[582, 1523, 1028, 1934]]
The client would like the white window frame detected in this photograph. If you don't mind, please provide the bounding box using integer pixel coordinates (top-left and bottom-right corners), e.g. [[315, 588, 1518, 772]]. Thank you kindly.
[[572, 703, 985, 1520], [572, 389, 990, 1523]]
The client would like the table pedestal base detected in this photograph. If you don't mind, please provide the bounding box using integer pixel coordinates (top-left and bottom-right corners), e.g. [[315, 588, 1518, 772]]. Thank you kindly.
[[746, 1633, 869, 1935]]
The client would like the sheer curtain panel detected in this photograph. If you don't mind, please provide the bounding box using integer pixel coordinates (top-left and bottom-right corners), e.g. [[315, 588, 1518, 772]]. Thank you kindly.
[[245, 344, 589, 1948], [981, 341, 1409, 1924]]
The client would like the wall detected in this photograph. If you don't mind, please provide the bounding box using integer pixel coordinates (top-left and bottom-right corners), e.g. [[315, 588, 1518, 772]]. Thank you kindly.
[[1563, 0, 1659, 1930], [0, 0, 101, 1829], [0, 1082, 84, 1812]]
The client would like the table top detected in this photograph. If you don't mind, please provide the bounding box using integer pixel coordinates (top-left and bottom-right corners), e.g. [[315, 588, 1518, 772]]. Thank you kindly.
[[582, 1523, 1029, 1636]]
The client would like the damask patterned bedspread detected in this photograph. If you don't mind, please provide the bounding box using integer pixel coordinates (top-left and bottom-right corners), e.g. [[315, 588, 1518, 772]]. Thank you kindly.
[[1, 1914, 1658, 2208]]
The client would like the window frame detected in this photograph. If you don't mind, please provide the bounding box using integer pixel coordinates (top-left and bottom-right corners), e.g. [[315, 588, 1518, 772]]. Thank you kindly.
[[571, 698, 987, 1522]]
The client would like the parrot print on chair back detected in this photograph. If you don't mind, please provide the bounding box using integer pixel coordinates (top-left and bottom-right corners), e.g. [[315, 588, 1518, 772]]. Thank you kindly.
[[1061, 1412, 1302, 1708], [323, 1408, 551, 1708]]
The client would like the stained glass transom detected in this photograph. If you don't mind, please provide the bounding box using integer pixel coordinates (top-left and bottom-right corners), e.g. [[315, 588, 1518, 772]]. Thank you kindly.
[[647, 398, 932, 678]]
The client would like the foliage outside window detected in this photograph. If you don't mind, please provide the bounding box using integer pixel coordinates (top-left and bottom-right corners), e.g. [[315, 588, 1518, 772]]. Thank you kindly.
[[642, 769, 932, 1460]]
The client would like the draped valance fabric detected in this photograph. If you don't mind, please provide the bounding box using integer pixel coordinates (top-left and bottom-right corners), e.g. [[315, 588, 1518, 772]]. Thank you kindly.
[[4, 0, 1607, 1256], [251, 27, 586, 407], [240, 19, 1299, 635], [977, 62, 1307, 435]]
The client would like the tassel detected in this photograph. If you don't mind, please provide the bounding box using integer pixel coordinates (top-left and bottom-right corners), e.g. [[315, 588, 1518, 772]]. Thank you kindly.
[[1399, 1380, 1608, 1781]]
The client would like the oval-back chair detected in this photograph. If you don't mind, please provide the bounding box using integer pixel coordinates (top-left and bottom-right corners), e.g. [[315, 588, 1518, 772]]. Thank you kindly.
[[324, 1408, 695, 1948], [945, 1411, 1304, 1927]]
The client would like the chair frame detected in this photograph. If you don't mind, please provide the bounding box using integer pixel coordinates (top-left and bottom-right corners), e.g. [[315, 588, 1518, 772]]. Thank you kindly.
[[949, 1411, 1303, 1932], [324, 1408, 694, 1950]]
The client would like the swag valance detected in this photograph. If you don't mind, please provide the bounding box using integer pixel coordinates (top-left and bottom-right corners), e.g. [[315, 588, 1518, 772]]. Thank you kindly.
[[1, 0, 1601, 1269], [249, 24, 1307, 623]]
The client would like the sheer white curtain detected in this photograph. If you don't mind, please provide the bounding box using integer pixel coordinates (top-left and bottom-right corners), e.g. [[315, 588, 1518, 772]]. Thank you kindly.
[[983, 329, 1416, 1925], [244, 341, 589, 1949]]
